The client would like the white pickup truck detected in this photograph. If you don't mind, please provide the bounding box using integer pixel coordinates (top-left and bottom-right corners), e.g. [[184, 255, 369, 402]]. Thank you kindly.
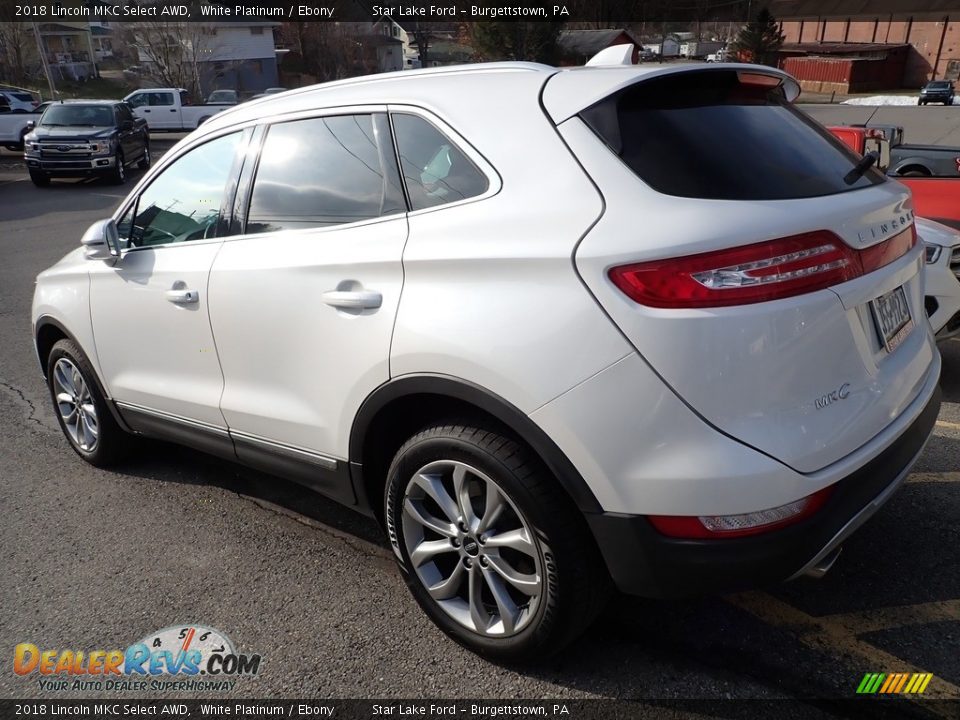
[[123, 88, 229, 131], [0, 110, 42, 150]]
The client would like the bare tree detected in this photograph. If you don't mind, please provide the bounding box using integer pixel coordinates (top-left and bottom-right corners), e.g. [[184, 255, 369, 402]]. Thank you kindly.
[[125, 21, 221, 97], [0, 22, 41, 87], [280, 22, 371, 82]]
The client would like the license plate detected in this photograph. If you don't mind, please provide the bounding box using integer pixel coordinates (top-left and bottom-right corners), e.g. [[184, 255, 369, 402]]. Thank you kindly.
[[870, 285, 914, 353]]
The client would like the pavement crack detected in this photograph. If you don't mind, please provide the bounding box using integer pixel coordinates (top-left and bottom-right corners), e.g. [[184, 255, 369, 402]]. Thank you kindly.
[[0, 377, 56, 433]]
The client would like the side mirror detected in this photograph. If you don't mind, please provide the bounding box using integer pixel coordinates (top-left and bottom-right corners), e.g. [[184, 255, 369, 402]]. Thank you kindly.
[[26, 120, 35, 130], [81, 219, 121, 261]]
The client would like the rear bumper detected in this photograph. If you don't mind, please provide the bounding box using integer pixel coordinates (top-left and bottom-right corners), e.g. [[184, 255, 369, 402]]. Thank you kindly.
[[586, 382, 941, 597]]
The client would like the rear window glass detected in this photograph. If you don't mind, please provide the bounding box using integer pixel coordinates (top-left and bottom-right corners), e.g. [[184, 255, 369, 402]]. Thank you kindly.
[[581, 70, 885, 201]]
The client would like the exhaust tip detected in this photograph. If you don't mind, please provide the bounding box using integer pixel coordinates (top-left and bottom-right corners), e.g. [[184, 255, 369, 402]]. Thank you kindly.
[[803, 547, 842, 579]]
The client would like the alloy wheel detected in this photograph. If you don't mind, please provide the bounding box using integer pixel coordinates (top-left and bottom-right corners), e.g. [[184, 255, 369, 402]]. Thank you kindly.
[[401, 460, 543, 637], [52, 358, 98, 452]]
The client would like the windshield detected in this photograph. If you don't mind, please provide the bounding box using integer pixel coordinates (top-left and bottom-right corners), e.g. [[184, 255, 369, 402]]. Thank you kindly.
[[208, 91, 235, 101], [40, 105, 114, 127], [927, 82, 951, 89]]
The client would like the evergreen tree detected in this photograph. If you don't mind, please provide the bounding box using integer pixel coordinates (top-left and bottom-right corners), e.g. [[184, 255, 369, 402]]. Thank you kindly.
[[732, 7, 784, 66], [470, 22, 565, 64]]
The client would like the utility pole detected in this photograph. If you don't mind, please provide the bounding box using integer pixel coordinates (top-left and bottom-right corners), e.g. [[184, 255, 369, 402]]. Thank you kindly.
[[32, 22, 57, 99]]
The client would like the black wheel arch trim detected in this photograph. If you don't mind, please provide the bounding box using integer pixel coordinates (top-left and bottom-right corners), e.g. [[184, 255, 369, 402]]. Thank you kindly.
[[348, 373, 604, 515], [34, 315, 134, 434]]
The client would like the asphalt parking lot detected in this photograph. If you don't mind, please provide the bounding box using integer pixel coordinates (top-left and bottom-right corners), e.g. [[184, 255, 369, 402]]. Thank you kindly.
[[0, 114, 958, 715]]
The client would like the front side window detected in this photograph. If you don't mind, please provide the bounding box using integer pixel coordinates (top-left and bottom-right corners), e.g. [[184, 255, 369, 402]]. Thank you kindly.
[[126, 93, 146, 108], [121, 132, 241, 248], [391, 113, 489, 211], [246, 114, 405, 233]]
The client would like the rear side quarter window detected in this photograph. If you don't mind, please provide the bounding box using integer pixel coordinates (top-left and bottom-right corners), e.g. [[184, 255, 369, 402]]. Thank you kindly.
[[391, 113, 489, 210]]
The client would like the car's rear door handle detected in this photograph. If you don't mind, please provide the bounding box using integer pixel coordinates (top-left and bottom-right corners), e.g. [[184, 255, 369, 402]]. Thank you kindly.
[[165, 288, 199, 305], [322, 289, 382, 310]]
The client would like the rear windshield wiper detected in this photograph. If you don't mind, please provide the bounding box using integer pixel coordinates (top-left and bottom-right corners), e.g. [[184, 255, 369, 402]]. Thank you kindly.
[[844, 151, 879, 185]]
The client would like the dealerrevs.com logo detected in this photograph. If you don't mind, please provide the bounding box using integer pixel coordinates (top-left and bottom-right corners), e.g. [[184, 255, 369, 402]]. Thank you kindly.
[[14, 625, 262, 692]]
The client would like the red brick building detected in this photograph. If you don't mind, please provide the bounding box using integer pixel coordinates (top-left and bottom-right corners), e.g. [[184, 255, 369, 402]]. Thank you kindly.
[[771, 0, 960, 89]]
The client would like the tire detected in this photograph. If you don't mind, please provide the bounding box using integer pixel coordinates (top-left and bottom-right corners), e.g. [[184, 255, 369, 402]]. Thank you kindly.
[[46, 339, 128, 467], [29, 170, 49, 187], [900, 168, 930, 177], [137, 141, 151, 170], [110, 150, 126, 184], [385, 423, 610, 661]]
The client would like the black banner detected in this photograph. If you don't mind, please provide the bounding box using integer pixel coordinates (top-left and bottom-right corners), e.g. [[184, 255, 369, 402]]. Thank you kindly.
[[0, 699, 956, 720], [4, 0, 756, 23]]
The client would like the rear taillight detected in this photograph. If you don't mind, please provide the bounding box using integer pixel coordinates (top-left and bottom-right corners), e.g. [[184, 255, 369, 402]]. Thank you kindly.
[[610, 225, 917, 308], [648, 485, 834, 539]]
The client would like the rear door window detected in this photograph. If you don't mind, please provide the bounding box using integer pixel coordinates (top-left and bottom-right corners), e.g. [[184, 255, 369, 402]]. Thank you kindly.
[[580, 70, 885, 200]]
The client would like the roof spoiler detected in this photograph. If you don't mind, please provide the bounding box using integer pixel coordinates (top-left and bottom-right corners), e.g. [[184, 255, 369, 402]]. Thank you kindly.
[[586, 44, 635, 67]]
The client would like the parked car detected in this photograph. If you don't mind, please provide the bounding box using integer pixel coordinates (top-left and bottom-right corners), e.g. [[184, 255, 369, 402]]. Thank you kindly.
[[826, 126, 960, 337], [206, 89, 239, 105], [706, 50, 731, 62], [637, 49, 657, 62], [32, 59, 940, 661], [23, 100, 150, 186], [124, 88, 229, 131], [918, 80, 955, 106], [918, 218, 960, 340], [0, 89, 39, 112]]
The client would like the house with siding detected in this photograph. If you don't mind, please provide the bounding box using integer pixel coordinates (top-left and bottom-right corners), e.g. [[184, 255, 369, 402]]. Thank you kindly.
[[136, 22, 281, 96]]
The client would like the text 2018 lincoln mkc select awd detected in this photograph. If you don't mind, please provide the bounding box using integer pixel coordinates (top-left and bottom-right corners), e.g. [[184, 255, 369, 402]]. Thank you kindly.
[[33, 56, 941, 660]]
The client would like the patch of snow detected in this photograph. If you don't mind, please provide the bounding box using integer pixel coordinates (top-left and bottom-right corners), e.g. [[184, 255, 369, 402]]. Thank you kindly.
[[842, 94, 959, 106]]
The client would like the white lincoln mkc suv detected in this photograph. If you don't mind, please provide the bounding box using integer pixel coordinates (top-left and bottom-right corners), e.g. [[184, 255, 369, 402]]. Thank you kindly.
[[32, 53, 941, 660]]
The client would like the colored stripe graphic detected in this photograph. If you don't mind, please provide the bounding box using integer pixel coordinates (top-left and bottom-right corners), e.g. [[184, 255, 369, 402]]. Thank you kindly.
[[857, 672, 933, 694]]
